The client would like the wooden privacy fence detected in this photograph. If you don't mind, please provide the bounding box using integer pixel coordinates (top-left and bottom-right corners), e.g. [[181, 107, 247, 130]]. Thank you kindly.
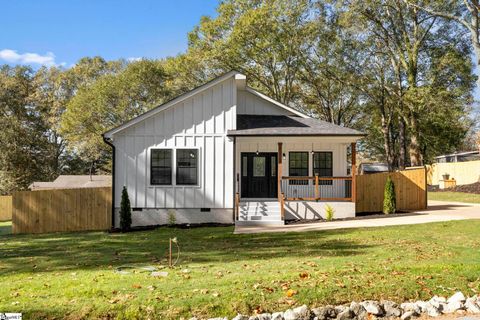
[[356, 167, 427, 213], [0, 196, 12, 221], [12, 187, 112, 234]]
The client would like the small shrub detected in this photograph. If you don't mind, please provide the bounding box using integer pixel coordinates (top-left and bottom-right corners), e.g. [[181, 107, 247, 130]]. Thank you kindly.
[[325, 204, 335, 221], [119, 186, 132, 231], [383, 176, 396, 214], [167, 209, 176, 226]]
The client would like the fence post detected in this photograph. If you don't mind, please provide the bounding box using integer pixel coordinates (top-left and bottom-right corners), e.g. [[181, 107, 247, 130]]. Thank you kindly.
[[315, 175, 319, 200]]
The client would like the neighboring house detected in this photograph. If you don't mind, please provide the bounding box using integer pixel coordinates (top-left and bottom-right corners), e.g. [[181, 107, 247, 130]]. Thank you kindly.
[[430, 150, 480, 186], [435, 150, 480, 163], [29, 175, 111, 191], [103, 71, 364, 227], [358, 163, 389, 175]]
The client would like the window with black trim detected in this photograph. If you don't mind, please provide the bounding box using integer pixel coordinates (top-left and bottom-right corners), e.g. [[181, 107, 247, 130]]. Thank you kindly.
[[151, 149, 172, 185], [313, 152, 333, 185], [289, 152, 308, 185], [176, 149, 198, 185]]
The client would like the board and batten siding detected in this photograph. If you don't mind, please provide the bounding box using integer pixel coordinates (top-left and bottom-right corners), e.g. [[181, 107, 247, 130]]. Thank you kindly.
[[113, 77, 236, 214], [237, 90, 293, 115]]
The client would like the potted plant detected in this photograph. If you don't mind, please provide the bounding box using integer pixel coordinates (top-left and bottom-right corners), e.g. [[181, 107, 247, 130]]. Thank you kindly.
[[442, 173, 450, 180]]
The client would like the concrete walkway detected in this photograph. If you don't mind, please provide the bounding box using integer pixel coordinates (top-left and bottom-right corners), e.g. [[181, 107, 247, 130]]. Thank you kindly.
[[234, 200, 480, 234]]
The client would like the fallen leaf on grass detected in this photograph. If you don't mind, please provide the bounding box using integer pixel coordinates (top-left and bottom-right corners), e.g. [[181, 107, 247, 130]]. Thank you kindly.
[[286, 289, 297, 297], [253, 306, 263, 314], [299, 272, 310, 279], [132, 284, 142, 289]]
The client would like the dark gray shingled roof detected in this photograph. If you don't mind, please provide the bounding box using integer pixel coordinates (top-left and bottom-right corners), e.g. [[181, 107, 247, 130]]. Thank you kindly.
[[227, 115, 365, 136]]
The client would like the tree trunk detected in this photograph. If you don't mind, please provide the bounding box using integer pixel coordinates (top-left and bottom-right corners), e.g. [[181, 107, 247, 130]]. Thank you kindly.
[[408, 116, 423, 166], [398, 116, 407, 170]]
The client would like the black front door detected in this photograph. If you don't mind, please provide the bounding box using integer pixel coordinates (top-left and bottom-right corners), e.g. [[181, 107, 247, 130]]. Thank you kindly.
[[241, 152, 277, 198]]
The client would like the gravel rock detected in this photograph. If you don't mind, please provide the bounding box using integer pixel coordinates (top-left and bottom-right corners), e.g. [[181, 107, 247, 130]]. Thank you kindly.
[[444, 300, 464, 313], [334, 306, 347, 314], [283, 309, 296, 320], [232, 315, 249, 320], [382, 300, 402, 317], [360, 301, 384, 316], [248, 314, 272, 320], [336, 307, 354, 320], [415, 301, 428, 313], [270, 312, 284, 320], [312, 306, 337, 320], [465, 297, 480, 313], [425, 302, 441, 317], [400, 302, 421, 314], [428, 296, 445, 309], [283, 305, 310, 320], [350, 301, 368, 319], [400, 311, 417, 320], [448, 291, 466, 304]]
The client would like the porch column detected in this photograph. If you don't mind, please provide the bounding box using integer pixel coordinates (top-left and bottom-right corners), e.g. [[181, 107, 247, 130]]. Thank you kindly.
[[351, 142, 356, 203], [278, 142, 283, 201]]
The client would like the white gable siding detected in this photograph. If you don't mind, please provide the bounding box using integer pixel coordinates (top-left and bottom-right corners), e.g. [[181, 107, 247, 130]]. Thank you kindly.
[[237, 90, 294, 116], [112, 77, 236, 212]]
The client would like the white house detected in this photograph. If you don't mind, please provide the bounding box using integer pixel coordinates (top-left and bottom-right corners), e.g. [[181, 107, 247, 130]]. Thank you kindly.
[[103, 71, 364, 228]]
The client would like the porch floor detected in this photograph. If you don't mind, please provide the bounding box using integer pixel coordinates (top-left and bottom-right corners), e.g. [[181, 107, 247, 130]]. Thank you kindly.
[[234, 200, 480, 234]]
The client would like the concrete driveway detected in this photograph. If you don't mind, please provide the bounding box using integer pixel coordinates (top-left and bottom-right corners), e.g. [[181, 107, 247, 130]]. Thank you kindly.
[[234, 200, 480, 234]]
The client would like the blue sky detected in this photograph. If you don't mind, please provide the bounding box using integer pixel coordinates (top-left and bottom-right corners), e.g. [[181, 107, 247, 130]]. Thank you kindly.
[[0, 0, 219, 67]]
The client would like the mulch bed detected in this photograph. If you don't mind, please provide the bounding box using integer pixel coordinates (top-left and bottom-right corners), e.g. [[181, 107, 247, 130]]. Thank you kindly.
[[428, 182, 480, 194]]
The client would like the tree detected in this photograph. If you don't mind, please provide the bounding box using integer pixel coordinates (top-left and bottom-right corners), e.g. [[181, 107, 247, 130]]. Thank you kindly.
[[346, 0, 475, 167], [60, 59, 171, 171], [383, 176, 396, 214], [188, 0, 314, 105], [119, 186, 132, 231], [0, 66, 51, 193], [405, 0, 480, 80]]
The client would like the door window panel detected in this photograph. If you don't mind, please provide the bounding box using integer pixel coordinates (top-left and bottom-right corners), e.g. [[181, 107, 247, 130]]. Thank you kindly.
[[253, 156, 266, 177]]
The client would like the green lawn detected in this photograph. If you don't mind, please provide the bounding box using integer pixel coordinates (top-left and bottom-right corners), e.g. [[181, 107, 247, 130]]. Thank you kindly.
[[1, 222, 480, 319], [429, 191, 480, 203]]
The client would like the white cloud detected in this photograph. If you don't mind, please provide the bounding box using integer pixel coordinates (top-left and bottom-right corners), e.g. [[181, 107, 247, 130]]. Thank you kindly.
[[127, 57, 142, 62], [0, 49, 58, 66]]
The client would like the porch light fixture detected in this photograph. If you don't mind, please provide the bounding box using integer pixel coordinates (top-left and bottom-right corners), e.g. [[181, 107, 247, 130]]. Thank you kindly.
[[256, 143, 259, 155], [311, 143, 314, 155], [282, 153, 286, 160]]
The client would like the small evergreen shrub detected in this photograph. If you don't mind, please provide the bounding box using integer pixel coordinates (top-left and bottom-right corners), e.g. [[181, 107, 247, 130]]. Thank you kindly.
[[167, 209, 176, 226], [119, 186, 132, 231], [383, 176, 396, 214], [325, 204, 335, 221]]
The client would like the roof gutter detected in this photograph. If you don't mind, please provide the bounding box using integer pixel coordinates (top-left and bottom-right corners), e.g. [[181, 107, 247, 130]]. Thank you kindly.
[[226, 133, 366, 137], [102, 134, 116, 230]]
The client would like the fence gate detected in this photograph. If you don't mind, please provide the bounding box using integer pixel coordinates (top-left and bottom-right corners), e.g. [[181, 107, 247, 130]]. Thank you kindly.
[[356, 167, 427, 213]]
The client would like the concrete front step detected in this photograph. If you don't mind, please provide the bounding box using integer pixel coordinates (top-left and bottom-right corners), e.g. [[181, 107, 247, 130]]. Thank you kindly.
[[237, 201, 283, 225], [235, 220, 285, 226]]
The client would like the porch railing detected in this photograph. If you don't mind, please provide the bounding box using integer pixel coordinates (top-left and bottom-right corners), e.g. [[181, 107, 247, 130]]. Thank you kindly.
[[280, 176, 353, 201]]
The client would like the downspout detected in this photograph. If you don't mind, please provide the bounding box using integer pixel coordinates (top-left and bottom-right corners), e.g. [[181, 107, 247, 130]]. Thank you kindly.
[[102, 135, 116, 230], [232, 136, 237, 223]]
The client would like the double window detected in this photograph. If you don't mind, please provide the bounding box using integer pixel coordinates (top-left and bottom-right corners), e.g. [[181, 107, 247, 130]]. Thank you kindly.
[[150, 149, 198, 186], [288, 151, 333, 185]]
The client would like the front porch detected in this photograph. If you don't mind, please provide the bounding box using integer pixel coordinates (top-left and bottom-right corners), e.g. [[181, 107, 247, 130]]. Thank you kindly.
[[232, 136, 358, 225]]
